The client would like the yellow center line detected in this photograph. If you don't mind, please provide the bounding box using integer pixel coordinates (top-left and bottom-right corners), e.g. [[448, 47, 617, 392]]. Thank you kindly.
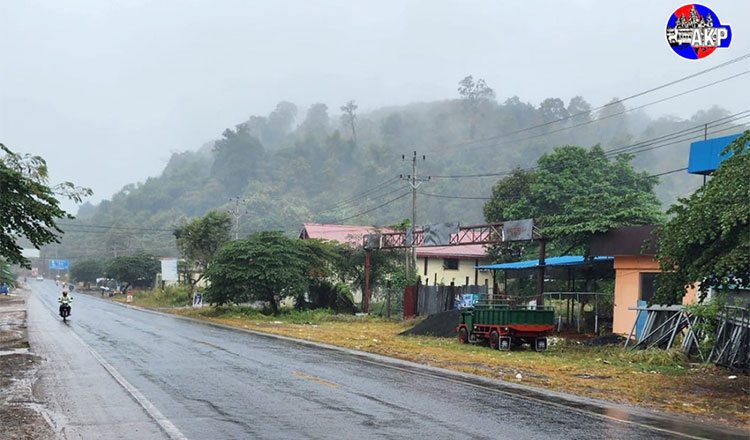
[[291, 371, 339, 389]]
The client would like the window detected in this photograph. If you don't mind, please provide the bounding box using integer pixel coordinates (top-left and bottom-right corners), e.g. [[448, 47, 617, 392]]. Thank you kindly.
[[640, 272, 658, 303], [443, 258, 459, 270]]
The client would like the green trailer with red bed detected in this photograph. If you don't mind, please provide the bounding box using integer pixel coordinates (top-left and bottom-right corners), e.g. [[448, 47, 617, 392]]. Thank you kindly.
[[457, 305, 555, 351]]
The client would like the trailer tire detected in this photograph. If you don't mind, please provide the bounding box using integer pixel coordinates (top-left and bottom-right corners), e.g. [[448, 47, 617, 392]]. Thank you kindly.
[[458, 327, 468, 344], [489, 330, 499, 350]]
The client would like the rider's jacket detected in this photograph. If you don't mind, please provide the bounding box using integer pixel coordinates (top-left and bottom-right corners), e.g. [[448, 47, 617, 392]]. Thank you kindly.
[[58, 295, 73, 305]]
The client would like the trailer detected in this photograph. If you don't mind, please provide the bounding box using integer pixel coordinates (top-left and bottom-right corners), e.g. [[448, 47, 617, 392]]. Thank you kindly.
[[457, 304, 555, 351]]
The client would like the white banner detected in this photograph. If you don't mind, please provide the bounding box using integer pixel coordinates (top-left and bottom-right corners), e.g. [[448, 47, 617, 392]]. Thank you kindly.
[[161, 258, 178, 281], [21, 248, 40, 259]]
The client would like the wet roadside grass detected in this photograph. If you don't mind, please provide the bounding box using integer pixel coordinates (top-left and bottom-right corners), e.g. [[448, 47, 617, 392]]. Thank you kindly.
[[114, 291, 750, 429]]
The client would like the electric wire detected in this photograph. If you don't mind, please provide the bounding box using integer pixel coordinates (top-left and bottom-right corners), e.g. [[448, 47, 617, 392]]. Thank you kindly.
[[436, 53, 750, 152]]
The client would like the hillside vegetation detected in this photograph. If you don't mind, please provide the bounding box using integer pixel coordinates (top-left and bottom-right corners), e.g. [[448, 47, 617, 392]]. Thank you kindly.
[[56, 77, 745, 261]]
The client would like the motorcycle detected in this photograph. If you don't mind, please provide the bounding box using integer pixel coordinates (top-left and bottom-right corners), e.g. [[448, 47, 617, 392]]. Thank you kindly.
[[59, 304, 71, 322]]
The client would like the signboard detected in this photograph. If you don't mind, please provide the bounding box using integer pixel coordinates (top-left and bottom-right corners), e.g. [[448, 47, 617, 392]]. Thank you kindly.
[[48, 259, 69, 270], [21, 249, 40, 259], [458, 293, 481, 309], [502, 219, 533, 241], [192, 291, 203, 308], [31, 268, 38, 277], [161, 258, 178, 281], [423, 222, 459, 246]]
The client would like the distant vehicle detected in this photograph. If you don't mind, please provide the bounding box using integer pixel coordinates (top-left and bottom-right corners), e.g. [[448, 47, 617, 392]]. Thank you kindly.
[[36, 276, 44, 281]]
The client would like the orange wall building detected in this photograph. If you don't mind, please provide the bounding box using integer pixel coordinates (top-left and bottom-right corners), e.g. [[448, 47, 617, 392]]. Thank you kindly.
[[591, 226, 697, 335]]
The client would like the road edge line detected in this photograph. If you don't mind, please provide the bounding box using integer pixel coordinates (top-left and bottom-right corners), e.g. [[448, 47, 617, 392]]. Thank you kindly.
[[33, 292, 188, 440], [97, 297, 746, 440]]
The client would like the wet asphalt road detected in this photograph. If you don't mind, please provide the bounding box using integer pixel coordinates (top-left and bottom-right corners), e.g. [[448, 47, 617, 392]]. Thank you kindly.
[[27, 281, 744, 440]]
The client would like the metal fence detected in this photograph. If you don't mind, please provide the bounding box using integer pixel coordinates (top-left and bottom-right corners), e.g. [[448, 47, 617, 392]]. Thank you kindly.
[[626, 305, 750, 372]]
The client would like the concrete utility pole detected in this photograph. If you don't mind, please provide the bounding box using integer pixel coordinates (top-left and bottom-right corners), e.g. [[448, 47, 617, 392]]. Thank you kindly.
[[229, 197, 248, 240], [401, 151, 429, 277]]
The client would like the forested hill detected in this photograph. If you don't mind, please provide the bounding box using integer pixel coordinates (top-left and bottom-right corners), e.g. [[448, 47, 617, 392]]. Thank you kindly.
[[57, 77, 747, 261]]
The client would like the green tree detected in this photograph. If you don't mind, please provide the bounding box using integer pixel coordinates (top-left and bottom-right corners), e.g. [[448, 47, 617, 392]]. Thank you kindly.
[[457, 75, 496, 139], [211, 127, 265, 194], [340, 100, 358, 145], [204, 232, 340, 313], [105, 254, 160, 294], [70, 259, 104, 288], [173, 210, 232, 298], [1, 143, 91, 267], [484, 145, 664, 255], [654, 131, 749, 304], [0, 260, 17, 287]]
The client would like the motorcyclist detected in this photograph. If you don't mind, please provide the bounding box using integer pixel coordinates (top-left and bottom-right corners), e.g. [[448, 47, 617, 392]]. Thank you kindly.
[[58, 290, 73, 316]]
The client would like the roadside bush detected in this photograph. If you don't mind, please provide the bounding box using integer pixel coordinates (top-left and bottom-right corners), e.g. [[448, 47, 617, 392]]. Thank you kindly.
[[129, 286, 191, 308]]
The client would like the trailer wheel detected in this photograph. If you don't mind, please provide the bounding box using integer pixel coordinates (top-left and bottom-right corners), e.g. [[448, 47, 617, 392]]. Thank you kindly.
[[458, 327, 468, 344], [489, 330, 499, 350]]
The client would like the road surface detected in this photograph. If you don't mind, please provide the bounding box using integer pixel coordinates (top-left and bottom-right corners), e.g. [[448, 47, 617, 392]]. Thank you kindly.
[[27, 281, 744, 440]]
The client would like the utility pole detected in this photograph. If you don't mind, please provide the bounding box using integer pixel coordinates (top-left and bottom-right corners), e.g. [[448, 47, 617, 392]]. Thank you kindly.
[[401, 151, 429, 277], [229, 197, 248, 240]]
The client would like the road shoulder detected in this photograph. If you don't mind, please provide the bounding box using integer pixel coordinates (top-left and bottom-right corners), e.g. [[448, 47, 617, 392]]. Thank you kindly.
[[98, 296, 750, 440], [0, 289, 54, 440]]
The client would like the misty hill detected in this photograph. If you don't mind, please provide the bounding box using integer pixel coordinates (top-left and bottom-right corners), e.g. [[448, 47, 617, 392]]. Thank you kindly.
[[56, 81, 746, 261]]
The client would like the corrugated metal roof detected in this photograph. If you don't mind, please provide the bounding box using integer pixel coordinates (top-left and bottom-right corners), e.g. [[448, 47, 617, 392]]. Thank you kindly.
[[475, 256, 613, 270]]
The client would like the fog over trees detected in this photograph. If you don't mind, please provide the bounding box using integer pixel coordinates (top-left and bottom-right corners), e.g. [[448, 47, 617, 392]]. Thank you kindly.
[[54, 76, 746, 261]]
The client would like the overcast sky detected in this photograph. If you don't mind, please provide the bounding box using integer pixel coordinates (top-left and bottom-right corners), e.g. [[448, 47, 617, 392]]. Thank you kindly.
[[2, 0, 748, 212]]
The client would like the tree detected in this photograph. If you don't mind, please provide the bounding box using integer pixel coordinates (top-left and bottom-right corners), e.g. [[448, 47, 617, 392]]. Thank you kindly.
[[0, 260, 16, 287], [210, 127, 265, 194], [1, 143, 91, 268], [70, 259, 104, 289], [484, 146, 664, 254], [458, 75, 496, 139], [340, 100, 358, 145], [204, 232, 340, 313], [567, 96, 592, 123], [654, 131, 749, 304], [299, 103, 330, 140], [105, 254, 160, 294], [538, 98, 569, 123], [173, 210, 232, 298]]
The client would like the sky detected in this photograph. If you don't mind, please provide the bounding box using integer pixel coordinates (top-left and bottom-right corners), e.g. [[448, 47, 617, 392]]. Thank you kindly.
[[1, 0, 749, 212]]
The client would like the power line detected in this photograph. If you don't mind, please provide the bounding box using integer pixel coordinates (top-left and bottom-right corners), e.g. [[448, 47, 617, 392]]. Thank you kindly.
[[312, 176, 400, 214], [311, 178, 401, 215], [336, 191, 411, 223], [429, 112, 749, 179], [436, 53, 750, 152], [56, 222, 174, 232], [467, 70, 749, 154], [421, 167, 691, 201]]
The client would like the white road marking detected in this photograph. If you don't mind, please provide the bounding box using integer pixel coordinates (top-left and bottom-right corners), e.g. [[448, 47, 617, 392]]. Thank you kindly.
[[34, 291, 188, 440]]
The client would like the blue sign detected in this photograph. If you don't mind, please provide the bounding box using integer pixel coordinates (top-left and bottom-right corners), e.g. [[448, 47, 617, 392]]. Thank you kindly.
[[48, 259, 69, 270], [458, 293, 481, 309]]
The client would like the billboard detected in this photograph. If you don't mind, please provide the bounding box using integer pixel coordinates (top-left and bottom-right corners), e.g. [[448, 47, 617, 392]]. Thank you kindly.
[[161, 258, 178, 281], [21, 249, 40, 259], [48, 259, 69, 270]]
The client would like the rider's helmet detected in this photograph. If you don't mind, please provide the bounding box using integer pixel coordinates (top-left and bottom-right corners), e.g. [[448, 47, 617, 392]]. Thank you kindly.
[[62, 290, 68, 296]]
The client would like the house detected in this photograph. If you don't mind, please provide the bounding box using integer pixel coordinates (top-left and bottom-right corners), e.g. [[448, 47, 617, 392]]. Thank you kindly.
[[590, 226, 696, 335], [298, 223, 494, 293]]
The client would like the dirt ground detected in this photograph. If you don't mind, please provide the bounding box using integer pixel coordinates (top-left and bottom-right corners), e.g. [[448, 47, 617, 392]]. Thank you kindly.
[[0, 293, 54, 440]]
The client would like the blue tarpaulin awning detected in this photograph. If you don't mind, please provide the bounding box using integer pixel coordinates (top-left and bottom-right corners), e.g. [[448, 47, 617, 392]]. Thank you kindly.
[[475, 255, 613, 270]]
